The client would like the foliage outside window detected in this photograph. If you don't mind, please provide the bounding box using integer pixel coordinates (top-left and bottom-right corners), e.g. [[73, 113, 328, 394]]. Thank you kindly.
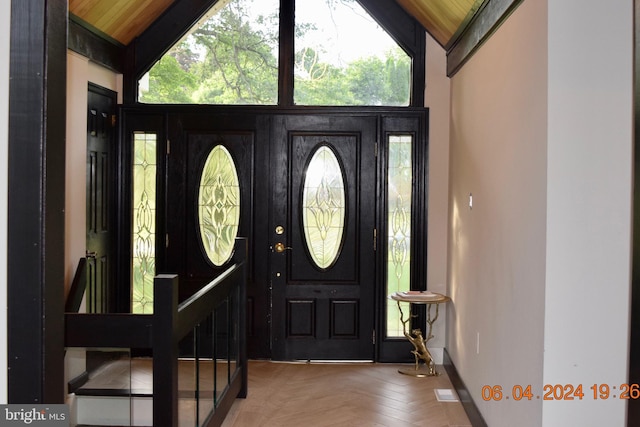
[[139, 0, 410, 106], [139, 0, 278, 104], [294, 0, 410, 105]]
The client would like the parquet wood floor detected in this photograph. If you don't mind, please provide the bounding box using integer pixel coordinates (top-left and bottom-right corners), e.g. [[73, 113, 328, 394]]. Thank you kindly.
[[222, 361, 472, 427]]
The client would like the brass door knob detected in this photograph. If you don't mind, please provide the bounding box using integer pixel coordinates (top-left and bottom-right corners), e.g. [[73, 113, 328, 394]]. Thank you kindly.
[[273, 242, 286, 253]]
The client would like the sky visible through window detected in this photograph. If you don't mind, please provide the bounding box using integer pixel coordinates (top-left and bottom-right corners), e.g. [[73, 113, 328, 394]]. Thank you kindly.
[[139, 0, 409, 106], [295, 0, 400, 66]]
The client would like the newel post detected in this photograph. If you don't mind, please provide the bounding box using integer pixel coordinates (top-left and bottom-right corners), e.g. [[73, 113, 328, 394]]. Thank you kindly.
[[233, 238, 248, 398], [153, 274, 179, 426]]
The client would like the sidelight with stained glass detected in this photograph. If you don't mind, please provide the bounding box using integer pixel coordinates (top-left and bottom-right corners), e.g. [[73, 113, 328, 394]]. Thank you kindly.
[[132, 132, 157, 314], [386, 135, 412, 336]]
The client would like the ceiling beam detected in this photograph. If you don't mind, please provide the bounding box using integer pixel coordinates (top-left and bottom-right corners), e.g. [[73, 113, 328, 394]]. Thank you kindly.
[[446, 0, 524, 76], [69, 15, 126, 73]]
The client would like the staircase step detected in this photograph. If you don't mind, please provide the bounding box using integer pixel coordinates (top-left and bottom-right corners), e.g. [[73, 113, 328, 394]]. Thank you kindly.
[[73, 393, 152, 427], [69, 357, 153, 426]]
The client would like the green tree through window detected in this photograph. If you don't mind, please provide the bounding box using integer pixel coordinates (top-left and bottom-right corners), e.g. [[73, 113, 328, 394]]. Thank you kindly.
[[138, 0, 410, 106], [140, 0, 278, 104]]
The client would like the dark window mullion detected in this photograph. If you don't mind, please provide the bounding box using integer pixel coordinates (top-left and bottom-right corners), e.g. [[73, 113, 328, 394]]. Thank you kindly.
[[278, 0, 295, 106]]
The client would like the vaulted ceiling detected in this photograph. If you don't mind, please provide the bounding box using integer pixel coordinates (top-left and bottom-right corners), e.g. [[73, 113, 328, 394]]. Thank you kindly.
[[70, 0, 175, 46], [69, 0, 520, 77], [69, 0, 483, 48], [394, 0, 482, 47]]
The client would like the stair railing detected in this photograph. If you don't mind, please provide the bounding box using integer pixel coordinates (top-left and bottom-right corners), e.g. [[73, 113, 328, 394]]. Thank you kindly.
[[65, 238, 248, 427]]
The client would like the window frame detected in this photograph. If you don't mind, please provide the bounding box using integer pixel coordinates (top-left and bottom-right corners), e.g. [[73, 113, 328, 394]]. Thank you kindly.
[[124, 0, 425, 107]]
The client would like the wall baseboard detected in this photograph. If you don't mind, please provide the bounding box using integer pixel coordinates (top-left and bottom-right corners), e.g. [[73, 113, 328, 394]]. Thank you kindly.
[[443, 349, 487, 427]]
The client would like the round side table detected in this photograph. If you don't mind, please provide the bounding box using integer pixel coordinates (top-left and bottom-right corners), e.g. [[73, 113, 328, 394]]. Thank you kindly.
[[389, 291, 450, 377]]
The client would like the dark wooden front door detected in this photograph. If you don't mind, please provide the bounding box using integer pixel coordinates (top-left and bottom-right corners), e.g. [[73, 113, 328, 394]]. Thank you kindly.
[[165, 115, 256, 302], [125, 107, 427, 360], [86, 84, 116, 313], [270, 115, 377, 360]]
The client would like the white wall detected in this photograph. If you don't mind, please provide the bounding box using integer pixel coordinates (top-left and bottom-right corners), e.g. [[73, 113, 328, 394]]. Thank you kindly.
[[447, 0, 548, 425], [65, 52, 90, 293], [0, 0, 10, 405], [447, 0, 633, 425], [543, 0, 632, 425], [425, 34, 450, 361]]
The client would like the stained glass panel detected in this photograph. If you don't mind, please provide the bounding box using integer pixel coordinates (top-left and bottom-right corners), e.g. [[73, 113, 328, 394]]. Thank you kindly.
[[302, 145, 345, 269], [198, 145, 241, 266], [386, 135, 412, 336], [132, 132, 157, 314]]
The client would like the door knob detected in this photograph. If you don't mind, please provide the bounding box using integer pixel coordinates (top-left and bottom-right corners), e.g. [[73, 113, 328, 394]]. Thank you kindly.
[[272, 242, 291, 253]]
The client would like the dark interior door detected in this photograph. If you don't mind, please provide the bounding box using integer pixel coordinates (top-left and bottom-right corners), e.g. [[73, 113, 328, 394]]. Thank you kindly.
[[271, 114, 377, 360], [86, 84, 116, 313]]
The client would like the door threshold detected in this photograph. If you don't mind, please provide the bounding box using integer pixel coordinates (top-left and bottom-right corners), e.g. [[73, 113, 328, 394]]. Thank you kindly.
[[268, 359, 375, 364]]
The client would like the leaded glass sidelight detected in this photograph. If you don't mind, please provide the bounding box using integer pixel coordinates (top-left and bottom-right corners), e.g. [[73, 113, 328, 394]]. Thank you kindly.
[[132, 132, 157, 314], [198, 145, 241, 266], [302, 145, 346, 270], [386, 135, 413, 337]]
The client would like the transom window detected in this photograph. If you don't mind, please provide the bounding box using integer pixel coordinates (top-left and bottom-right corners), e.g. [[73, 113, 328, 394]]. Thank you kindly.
[[294, 0, 410, 106], [138, 0, 410, 106]]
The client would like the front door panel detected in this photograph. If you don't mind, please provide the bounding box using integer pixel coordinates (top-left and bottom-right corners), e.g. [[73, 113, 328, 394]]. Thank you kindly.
[[271, 115, 376, 360], [166, 128, 253, 302], [162, 113, 272, 357]]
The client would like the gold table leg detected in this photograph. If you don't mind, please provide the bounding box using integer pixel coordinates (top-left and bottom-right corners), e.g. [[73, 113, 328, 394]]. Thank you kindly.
[[397, 300, 441, 377]]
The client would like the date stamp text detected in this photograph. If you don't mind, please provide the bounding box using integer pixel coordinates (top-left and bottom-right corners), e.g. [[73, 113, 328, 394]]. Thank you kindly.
[[481, 384, 640, 401]]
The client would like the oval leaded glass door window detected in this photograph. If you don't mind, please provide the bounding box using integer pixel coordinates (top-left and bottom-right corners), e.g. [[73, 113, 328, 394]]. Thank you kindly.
[[302, 144, 346, 270], [198, 145, 240, 266]]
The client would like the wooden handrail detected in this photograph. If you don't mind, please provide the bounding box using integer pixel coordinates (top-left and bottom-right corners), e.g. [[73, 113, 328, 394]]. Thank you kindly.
[[65, 257, 87, 313], [176, 261, 244, 338], [64, 237, 248, 427]]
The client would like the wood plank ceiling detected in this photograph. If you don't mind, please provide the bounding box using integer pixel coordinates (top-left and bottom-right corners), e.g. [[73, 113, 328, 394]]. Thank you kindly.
[[69, 0, 176, 45], [395, 0, 481, 46], [69, 0, 483, 48]]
